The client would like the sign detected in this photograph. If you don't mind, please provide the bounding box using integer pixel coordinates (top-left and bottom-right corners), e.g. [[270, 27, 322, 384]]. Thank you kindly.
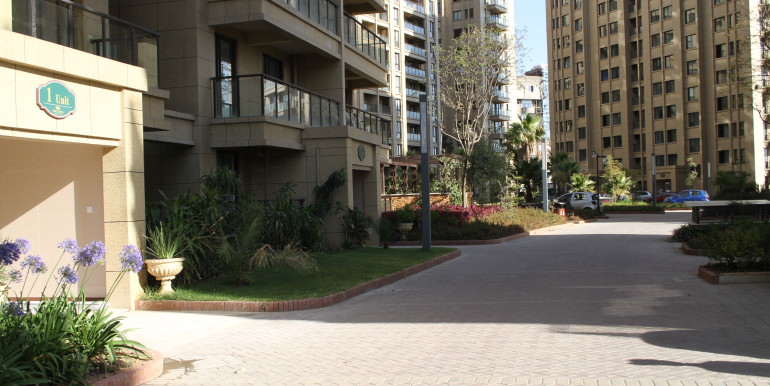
[[37, 81, 76, 119], [357, 145, 366, 161]]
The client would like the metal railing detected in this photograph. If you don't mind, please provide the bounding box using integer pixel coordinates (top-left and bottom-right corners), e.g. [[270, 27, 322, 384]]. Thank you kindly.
[[407, 132, 421, 141], [484, 0, 508, 10], [404, 21, 425, 35], [7, 0, 160, 88], [485, 16, 508, 27], [491, 108, 512, 117], [405, 43, 427, 56], [404, 0, 425, 14], [212, 74, 340, 127], [284, 0, 338, 34], [405, 66, 426, 77], [345, 14, 387, 66], [346, 105, 392, 145]]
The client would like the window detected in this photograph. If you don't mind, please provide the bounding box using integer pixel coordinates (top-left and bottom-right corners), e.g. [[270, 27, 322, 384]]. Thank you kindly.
[[579, 149, 587, 161], [729, 13, 740, 28], [602, 114, 610, 126], [651, 33, 661, 47], [453, 28, 462, 38], [600, 47, 608, 60], [575, 40, 584, 53], [564, 78, 572, 89], [578, 127, 586, 139], [611, 89, 621, 102], [716, 70, 728, 84], [663, 6, 672, 20], [686, 60, 698, 75], [578, 105, 585, 118], [599, 25, 607, 37], [714, 17, 725, 32], [666, 105, 676, 118], [565, 141, 574, 153], [601, 92, 610, 104], [601, 69, 609, 81], [732, 122, 745, 136], [685, 9, 696, 24], [608, 0, 617, 11], [609, 22, 618, 34], [717, 123, 730, 138], [611, 67, 620, 79], [716, 96, 729, 111], [664, 55, 674, 69], [575, 18, 583, 31], [653, 106, 664, 119], [574, 0, 582, 10], [576, 62, 584, 74], [654, 131, 665, 144], [577, 83, 585, 96], [612, 112, 622, 125], [613, 135, 622, 147], [650, 9, 660, 23], [603, 137, 612, 149], [652, 82, 663, 95], [453, 10, 462, 20], [664, 30, 674, 44], [562, 15, 570, 26], [393, 7, 400, 24], [714, 0, 725, 4], [688, 112, 700, 127], [665, 80, 675, 93], [715, 44, 727, 58], [687, 87, 698, 101], [464, 8, 474, 18], [563, 56, 571, 68], [689, 138, 701, 153], [610, 44, 619, 57], [667, 154, 678, 166], [598, 2, 606, 14], [652, 58, 662, 71], [666, 129, 677, 142], [655, 155, 665, 167], [565, 99, 571, 110], [685, 35, 696, 49], [718, 150, 730, 164]]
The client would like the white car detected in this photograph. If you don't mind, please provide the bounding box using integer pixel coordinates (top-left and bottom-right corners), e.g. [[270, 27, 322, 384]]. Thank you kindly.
[[556, 192, 600, 211]]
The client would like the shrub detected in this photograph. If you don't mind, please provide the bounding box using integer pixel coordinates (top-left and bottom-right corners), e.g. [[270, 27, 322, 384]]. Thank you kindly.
[[572, 208, 598, 219], [601, 204, 664, 213], [670, 224, 729, 243], [337, 206, 373, 250], [482, 207, 565, 231], [703, 222, 770, 271]]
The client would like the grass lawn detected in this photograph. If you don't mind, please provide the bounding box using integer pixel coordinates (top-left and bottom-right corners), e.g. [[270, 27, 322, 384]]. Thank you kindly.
[[142, 247, 456, 302]]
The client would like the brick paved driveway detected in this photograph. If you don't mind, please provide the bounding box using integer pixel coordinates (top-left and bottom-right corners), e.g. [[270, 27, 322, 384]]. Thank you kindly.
[[125, 212, 770, 385]]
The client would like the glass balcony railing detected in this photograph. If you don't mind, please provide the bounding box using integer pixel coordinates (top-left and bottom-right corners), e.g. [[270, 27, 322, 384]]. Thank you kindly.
[[212, 74, 340, 127], [491, 108, 512, 118], [485, 16, 508, 27], [346, 105, 392, 145], [405, 88, 422, 98], [345, 14, 387, 66], [7, 0, 160, 88], [484, 0, 508, 10], [405, 43, 427, 56], [284, 0, 338, 34], [407, 111, 421, 120], [405, 66, 426, 77], [404, 21, 425, 35], [404, 0, 425, 14], [494, 90, 511, 99], [407, 132, 421, 141]]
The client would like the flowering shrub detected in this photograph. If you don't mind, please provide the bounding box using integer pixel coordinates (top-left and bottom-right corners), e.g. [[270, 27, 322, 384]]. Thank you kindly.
[[430, 205, 502, 225], [0, 237, 147, 385]]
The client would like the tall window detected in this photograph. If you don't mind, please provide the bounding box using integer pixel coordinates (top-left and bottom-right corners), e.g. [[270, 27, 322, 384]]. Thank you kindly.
[[264, 55, 284, 80], [215, 34, 237, 117]]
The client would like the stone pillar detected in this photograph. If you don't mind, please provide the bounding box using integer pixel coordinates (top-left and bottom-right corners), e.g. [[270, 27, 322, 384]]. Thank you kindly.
[[102, 89, 146, 309]]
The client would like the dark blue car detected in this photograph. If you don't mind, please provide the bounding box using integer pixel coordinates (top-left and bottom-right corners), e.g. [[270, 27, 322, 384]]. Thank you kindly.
[[663, 190, 710, 203]]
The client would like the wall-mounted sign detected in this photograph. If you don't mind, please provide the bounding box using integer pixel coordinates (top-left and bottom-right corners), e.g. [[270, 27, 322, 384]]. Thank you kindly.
[[37, 81, 76, 119], [358, 145, 366, 161]]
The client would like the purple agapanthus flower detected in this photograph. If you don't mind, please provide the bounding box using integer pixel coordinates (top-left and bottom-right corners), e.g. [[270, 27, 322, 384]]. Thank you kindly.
[[7, 269, 23, 283], [118, 245, 144, 273], [75, 241, 106, 267], [57, 238, 80, 255], [15, 239, 30, 255], [20, 255, 47, 274], [0, 241, 22, 266], [56, 265, 78, 285], [5, 301, 24, 317]]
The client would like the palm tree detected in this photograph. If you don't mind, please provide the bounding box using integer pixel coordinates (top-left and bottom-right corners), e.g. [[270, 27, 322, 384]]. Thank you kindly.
[[570, 173, 595, 193], [515, 157, 543, 202], [502, 113, 545, 164], [606, 175, 634, 201], [550, 152, 580, 194]]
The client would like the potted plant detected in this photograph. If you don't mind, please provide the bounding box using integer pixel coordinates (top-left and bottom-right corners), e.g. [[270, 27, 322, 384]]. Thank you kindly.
[[393, 206, 416, 240], [144, 222, 189, 294]]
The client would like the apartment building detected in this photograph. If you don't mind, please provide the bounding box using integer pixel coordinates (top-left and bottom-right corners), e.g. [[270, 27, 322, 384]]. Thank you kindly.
[[442, 0, 518, 140], [350, 0, 442, 158], [547, 0, 769, 192], [518, 65, 550, 159], [1, 0, 163, 307], [111, 0, 393, 243]]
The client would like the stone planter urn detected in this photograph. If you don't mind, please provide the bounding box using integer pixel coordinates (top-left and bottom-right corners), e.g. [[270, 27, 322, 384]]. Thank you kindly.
[[397, 223, 414, 240], [146, 258, 185, 294]]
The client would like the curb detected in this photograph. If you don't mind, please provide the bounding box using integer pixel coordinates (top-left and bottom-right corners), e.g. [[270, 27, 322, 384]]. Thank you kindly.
[[136, 250, 462, 312], [91, 349, 163, 386], [681, 242, 706, 256]]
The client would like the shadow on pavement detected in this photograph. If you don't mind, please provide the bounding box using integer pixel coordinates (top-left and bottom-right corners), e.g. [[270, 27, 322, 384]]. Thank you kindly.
[[629, 359, 770, 378]]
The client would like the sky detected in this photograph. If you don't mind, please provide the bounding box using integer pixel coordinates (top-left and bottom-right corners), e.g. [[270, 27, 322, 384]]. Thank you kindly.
[[514, 0, 548, 74]]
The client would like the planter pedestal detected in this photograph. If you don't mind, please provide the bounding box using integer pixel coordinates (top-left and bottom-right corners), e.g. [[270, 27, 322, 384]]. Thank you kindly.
[[397, 223, 414, 240], [146, 258, 185, 294]]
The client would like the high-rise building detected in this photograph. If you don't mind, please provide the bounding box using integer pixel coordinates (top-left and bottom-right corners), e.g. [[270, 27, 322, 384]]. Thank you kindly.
[[546, 0, 769, 192]]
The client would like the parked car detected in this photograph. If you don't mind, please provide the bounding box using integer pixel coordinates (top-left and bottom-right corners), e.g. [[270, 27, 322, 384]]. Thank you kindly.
[[633, 191, 653, 202], [556, 192, 600, 211], [663, 190, 710, 204], [655, 192, 679, 203]]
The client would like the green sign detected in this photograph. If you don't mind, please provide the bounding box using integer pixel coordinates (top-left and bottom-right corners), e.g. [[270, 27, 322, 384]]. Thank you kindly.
[[37, 81, 76, 119]]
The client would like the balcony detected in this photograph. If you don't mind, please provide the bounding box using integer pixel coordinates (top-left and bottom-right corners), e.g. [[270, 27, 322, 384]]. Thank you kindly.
[[363, 103, 379, 113], [404, 21, 426, 35], [405, 66, 427, 78], [484, 0, 508, 14], [345, 14, 387, 67], [6, 0, 160, 88], [485, 16, 508, 30], [493, 90, 511, 102], [497, 73, 512, 84], [490, 108, 512, 121], [405, 43, 427, 57], [405, 88, 423, 98], [346, 105, 391, 144], [406, 111, 421, 120], [212, 74, 340, 126], [403, 0, 425, 15], [407, 132, 421, 142]]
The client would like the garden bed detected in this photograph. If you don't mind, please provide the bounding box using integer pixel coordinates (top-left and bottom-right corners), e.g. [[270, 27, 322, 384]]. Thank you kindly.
[[698, 265, 770, 285], [89, 349, 163, 386]]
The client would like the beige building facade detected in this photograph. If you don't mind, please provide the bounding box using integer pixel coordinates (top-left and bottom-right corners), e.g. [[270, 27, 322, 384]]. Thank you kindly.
[[547, 0, 769, 193], [0, 0, 161, 308]]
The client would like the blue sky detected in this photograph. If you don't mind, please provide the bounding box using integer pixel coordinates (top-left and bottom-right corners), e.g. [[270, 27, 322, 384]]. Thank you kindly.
[[514, 1, 547, 73]]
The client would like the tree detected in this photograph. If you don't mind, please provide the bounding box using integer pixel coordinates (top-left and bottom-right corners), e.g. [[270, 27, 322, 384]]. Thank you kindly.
[[684, 157, 699, 189], [550, 152, 579, 194], [435, 25, 521, 206], [503, 113, 545, 164], [570, 173, 595, 193], [601, 155, 632, 200], [467, 139, 511, 203], [514, 157, 543, 202]]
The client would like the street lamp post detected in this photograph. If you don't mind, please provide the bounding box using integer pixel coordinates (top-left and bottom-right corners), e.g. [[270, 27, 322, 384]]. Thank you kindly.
[[592, 151, 606, 213], [651, 152, 657, 207]]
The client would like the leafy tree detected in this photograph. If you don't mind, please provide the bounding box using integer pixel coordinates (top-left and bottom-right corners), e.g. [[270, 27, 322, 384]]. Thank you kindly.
[[503, 113, 545, 164], [430, 156, 463, 205], [550, 152, 579, 194], [684, 157, 699, 189], [435, 25, 521, 206], [601, 155, 632, 200], [570, 173, 595, 193], [468, 139, 511, 203], [515, 157, 543, 202]]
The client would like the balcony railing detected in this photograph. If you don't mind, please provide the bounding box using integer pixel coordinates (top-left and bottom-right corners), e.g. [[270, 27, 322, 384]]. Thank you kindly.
[[494, 90, 511, 99], [406, 88, 423, 98], [405, 66, 426, 77], [212, 74, 340, 127], [7, 0, 160, 88], [363, 103, 378, 113], [345, 14, 387, 66], [491, 108, 512, 118], [404, 21, 425, 35], [407, 111, 421, 120], [405, 43, 427, 56], [407, 132, 421, 141], [346, 105, 392, 145], [485, 16, 508, 27], [484, 0, 508, 11], [404, 0, 425, 14], [284, 0, 338, 34]]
